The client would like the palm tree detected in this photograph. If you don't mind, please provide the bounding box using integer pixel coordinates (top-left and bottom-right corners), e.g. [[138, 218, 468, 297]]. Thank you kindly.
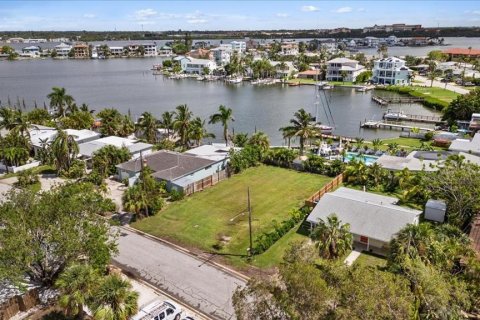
[[427, 60, 437, 87], [232, 132, 249, 148], [173, 104, 193, 149], [89, 274, 139, 320], [340, 70, 348, 83], [310, 213, 353, 259], [47, 87, 74, 118], [79, 103, 95, 114], [389, 223, 434, 266], [279, 126, 296, 149], [189, 117, 215, 146], [0, 107, 18, 132], [344, 160, 369, 185], [280, 108, 318, 155], [354, 137, 365, 150], [367, 162, 385, 186], [209, 105, 234, 146], [136, 112, 158, 144], [371, 138, 383, 152], [51, 128, 79, 172], [387, 142, 399, 155], [55, 264, 100, 319], [159, 111, 174, 140], [248, 131, 270, 154]]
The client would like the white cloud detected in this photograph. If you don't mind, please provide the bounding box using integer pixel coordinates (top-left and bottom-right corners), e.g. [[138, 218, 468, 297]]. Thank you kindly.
[[187, 19, 208, 24], [134, 8, 157, 21], [276, 13, 289, 17], [335, 7, 353, 13], [83, 13, 96, 18], [301, 5, 319, 12]]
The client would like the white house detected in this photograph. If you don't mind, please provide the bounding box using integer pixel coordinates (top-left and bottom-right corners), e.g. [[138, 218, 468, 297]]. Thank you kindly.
[[230, 41, 246, 52], [326, 58, 365, 82], [372, 57, 411, 85], [449, 133, 480, 156], [143, 43, 158, 56], [108, 46, 124, 57], [158, 45, 173, 56], [29, 126, 101, 155], [306, 187, 422, 253], [270, 61, 298, 78], [180, 56, 217, 74], [21, 46, 41, 57], [77, 136, 153, 161], [54, 43, 72, 57], [211, 44, 233, 66]]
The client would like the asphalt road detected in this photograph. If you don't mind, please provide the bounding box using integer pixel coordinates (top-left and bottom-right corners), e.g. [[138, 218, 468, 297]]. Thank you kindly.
[[113, 228, 246, 320]]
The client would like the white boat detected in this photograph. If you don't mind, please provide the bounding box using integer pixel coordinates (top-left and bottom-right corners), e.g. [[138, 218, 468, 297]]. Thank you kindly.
[[316, 124, 333, 134], [197, 76, 205, 81], [316, 81, 332, 90], [227, 77, 243, 84], [384, 111, 408, 120], [356, 86, 367, 92]]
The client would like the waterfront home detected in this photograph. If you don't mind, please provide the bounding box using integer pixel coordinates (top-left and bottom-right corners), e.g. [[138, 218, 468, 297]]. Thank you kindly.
[[443, 48, 480, 60], [24, 38, 47, 43], [78, 136, 153, 162], [372, 57, 411, 85], [184, 144, 234, 162], [73, 43, 90, 58], [54, 43, 72, 57], [6, 37, 24, 43], [271, 61, 298, 78], [280, 41, 299, 56], [116, 150, 228, 195], [449, 133, 480, 156], [21, 46, 41, 57], [297, 69, 320, 79], [109, 46, 124, 57], [187, 48, 212, 60], [179, 56, 217, 75], [469, 113, 480, 132], [212, 44, 233, 66], [230, 41, 247, 52], [306, 187, 422, 254], [126, 44, 157, 56], [325, 58, 365, 82], [29, 126, 101, 155], [158, 45, 173, 56]]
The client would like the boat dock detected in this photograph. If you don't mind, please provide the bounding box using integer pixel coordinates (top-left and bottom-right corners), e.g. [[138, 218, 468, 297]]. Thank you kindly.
[[372, 95, 424, 106], [382, 111, 445, 124], [360, 120, 435, 132]]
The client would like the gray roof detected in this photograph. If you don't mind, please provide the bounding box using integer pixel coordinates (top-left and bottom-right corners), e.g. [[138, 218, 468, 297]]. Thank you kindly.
[[306, 187, 422, 242], [449, 133, 480, 155], [117, 150, 216, 181]]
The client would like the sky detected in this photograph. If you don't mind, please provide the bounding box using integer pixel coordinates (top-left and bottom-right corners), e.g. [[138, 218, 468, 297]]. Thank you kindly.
[[0, 1, 479, 31]]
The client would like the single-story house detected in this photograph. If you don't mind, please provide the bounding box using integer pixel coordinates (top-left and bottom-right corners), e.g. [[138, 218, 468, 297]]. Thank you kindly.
[[297, 69, 320, 79], [78, 136, 153, 160], [449, 133, 480, 156], [116, 150, 228, 194], [375, 150, 480, 171], [183, 144, 234, 161], [29, 126, 101, 155], [306, 187, 422, 253]]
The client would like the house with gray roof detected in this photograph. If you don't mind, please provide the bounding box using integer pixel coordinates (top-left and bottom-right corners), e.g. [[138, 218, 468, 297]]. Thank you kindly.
[[449, 133, 480, 156], [116, 150, 228, 195], [78, 136, 153, 160], [306, 187, 422, 253]]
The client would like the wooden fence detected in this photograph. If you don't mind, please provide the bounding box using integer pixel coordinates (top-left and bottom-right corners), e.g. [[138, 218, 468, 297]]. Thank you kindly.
[[305, 173, 343, 207], [184, 169, 229, 196], [0, 288, 40, 319]]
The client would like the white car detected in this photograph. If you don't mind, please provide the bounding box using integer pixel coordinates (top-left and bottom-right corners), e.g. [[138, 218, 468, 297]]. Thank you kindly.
[[132, 300, 183, 320]]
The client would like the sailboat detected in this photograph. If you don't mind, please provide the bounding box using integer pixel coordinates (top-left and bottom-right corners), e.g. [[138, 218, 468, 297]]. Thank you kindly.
[[312, 70, 336, 134]]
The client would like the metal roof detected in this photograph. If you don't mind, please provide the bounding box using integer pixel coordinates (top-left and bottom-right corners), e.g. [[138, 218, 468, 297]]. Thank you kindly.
[[306, 187, 422, 243]]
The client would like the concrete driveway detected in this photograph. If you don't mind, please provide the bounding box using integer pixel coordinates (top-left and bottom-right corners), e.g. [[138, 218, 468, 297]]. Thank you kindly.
[[113, 228, 246, 320], [414, 75, 470, 94], [105, 178, 127, 212]]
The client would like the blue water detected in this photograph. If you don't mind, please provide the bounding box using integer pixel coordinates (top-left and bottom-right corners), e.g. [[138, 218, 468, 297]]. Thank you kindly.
[[344, 152, 379, 165]]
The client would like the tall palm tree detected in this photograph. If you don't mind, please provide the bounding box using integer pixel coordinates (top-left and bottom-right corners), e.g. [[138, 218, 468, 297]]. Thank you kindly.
[[279, 126, 296, 149], [55, 264, 100, 319], [47, 87, 74, 118], [79, 103, 95, 114], [427, 60, 437, 88], [89, 274, 139, 320], [51, 129, 79, 172], [280, 108, 318, 155], [0, 107, 18, 132], [248, 131, 270, 154], [173, 104, 193, 149], [310, 213, 353, 259], [159, 111, 174, 139], [209, 105, 234, 146], [389, 223, 434, 266], [136, 112, 158, 144], [189, 117, 215, 147]]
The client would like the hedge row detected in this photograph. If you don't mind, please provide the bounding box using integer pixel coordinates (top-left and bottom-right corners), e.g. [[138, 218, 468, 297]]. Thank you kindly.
[[252, 207, 310, 255]]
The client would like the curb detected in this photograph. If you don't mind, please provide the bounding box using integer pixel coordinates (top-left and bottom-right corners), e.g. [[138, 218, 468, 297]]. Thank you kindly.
[[120, 225, 251, 282]]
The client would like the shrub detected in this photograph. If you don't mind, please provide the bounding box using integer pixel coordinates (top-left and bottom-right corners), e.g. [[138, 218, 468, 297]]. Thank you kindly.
[[303, 155, 326, 174], [252, 208, 309, 254], [424, 132, 434, 141], [61, 160, 86, 179], [229, 145, 263, 173], [170, 189, 184, 201], [264, 148, 298, 168], [15, 169, 39, 188]]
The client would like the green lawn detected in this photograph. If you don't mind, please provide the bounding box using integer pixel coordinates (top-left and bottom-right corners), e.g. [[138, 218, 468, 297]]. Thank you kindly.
[[132, 165, 331, 269], [410, 86, 461, 103], [363, 137, 445, 152], [286, 78, 316, 85], [355, 252, 387, 269]]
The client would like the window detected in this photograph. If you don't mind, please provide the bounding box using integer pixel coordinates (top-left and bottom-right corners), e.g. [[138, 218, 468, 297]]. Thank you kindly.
[[159, 312, 165, 320], [166, 308, 174, 315]]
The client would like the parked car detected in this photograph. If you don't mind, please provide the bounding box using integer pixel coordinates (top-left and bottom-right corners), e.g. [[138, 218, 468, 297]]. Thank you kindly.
[[464, 82, 475, 87], [132, 300, 183, 320]]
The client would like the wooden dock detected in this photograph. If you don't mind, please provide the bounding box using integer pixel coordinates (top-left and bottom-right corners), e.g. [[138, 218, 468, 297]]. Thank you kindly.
[[372, 95, 424, 106], [360, 120, 435, 132], [382, 112, 445, 124]]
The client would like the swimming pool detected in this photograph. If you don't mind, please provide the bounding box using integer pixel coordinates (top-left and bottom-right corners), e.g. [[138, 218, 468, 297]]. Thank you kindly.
[[344, 152, 379, 165]]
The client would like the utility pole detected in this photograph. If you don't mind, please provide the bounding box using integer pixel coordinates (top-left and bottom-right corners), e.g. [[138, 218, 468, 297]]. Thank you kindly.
[[248, 187, 253, 257], [140, 151, 149, 217]]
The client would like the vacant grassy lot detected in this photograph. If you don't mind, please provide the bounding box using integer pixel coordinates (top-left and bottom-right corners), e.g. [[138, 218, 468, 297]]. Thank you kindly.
[[409, 86, 460, 103], [133, 165, 331, 268], [355, 252, 387, 269]]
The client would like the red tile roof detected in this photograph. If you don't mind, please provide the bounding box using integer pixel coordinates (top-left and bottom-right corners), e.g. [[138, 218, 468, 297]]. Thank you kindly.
[[298, 70, 320, 75], [469, 215, 480, 257], [443, 48, 480, 56]]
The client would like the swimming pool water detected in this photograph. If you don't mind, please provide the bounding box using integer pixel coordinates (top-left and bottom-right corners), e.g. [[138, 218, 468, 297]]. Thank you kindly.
[[344, 152, 379, 165]]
